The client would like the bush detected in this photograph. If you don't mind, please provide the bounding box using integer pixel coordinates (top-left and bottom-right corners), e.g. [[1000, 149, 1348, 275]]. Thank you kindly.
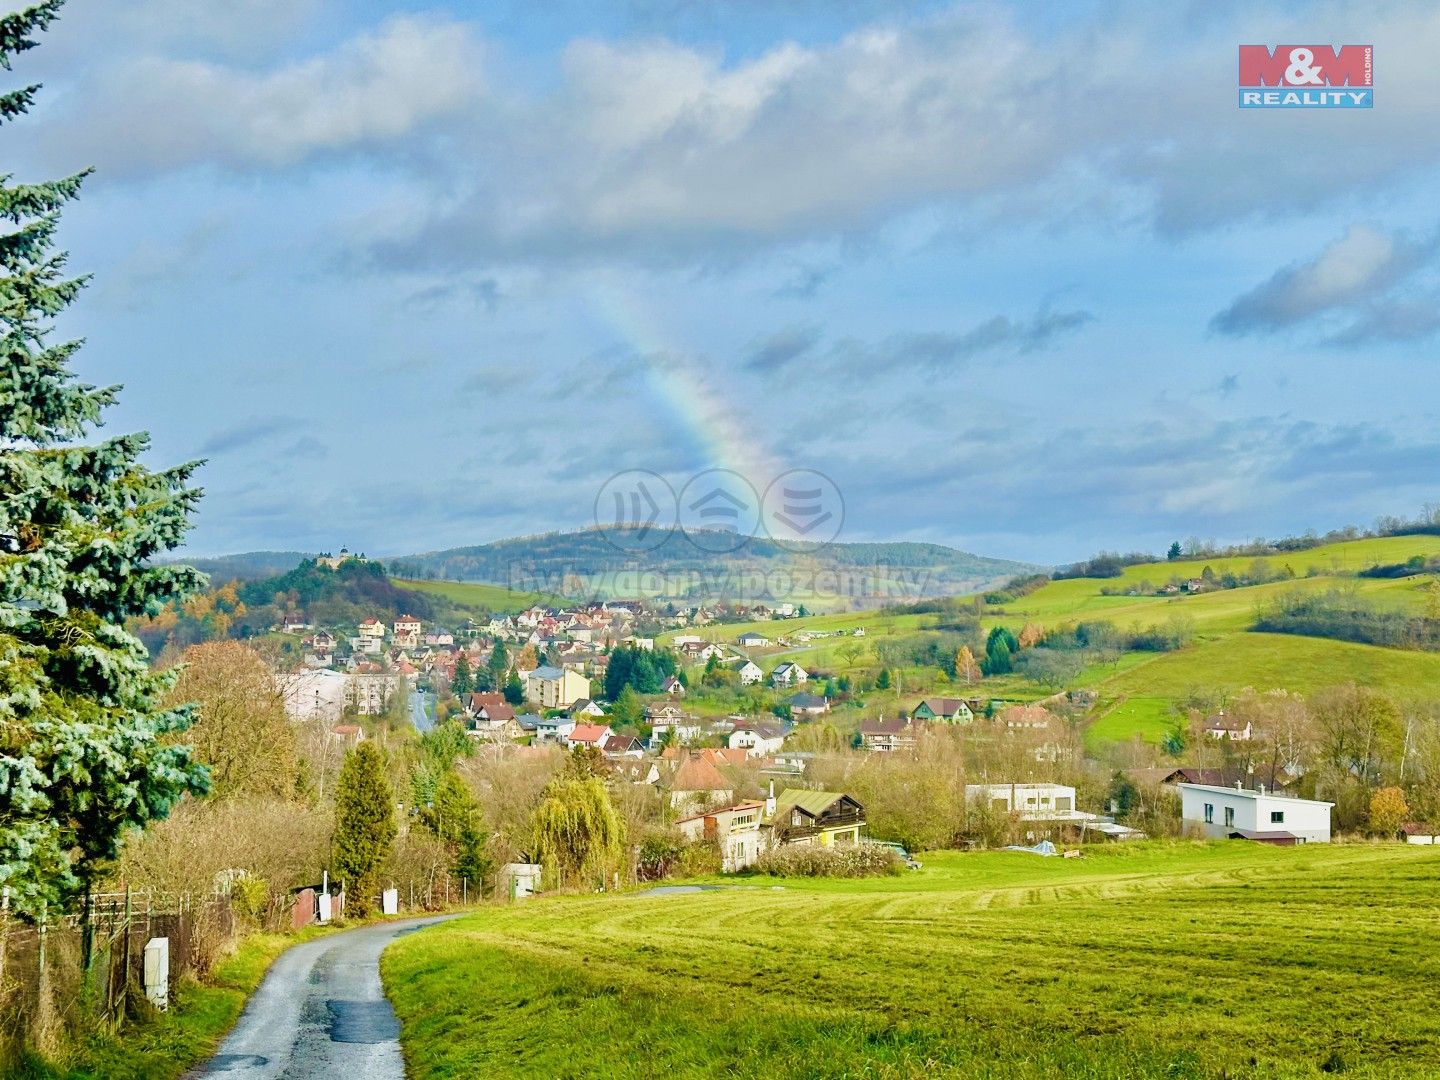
[[752, 843, 901, 878]]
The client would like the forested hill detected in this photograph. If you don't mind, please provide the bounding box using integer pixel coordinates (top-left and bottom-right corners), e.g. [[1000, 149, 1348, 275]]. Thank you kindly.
[[389, 528, 1040, 604], [182, 550, 315, 581]]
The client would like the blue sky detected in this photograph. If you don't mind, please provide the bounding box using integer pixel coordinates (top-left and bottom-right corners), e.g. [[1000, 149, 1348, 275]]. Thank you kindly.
[[14, 0, 1440, 564]]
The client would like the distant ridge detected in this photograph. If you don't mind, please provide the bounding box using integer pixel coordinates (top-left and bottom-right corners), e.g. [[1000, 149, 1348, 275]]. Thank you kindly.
[[180, 550, 316, 581], [385, 528, 1042, 605]]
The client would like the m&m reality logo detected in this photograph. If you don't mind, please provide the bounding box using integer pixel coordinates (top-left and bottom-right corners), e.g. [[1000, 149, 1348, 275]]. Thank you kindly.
[[1239, 45, 1373, 108]]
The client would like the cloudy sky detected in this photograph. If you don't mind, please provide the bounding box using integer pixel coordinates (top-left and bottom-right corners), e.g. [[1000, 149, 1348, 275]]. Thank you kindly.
[[14, 0, 1440, 563]]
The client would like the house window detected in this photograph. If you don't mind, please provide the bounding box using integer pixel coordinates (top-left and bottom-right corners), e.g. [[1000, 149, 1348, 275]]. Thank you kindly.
[[1270, 811, 1284, 824], [1224, 807, 1235, 828], [1204, 803, 1214, 824]]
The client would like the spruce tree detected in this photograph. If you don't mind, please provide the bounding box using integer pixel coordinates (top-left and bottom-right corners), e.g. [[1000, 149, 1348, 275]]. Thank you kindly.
[[332, 741, 396, 916], [419, 769, 491, 890], [450, 653, 473, 697], [0, 1, 208, 920], [502, 669, 524, 706]]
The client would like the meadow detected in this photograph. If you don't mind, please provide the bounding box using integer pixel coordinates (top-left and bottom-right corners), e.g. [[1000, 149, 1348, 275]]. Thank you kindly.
[[384, 842, 1440, 1079], [654, 535, 1440, 748], [393, 577, 555, 612]]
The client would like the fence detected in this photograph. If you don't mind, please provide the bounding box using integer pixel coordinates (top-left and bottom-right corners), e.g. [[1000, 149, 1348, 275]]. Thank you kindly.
[[0, 889, 234, 1060], [0, 870, 486, 1062]]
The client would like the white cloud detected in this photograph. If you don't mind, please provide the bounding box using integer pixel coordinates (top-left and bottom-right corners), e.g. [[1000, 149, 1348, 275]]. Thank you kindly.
[[45, 15, 484, 174], [1212, 224, 1440, 341]]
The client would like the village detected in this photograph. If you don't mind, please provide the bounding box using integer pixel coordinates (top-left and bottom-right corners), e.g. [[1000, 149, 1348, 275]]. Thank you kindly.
[[269, 590, 1359, 871]]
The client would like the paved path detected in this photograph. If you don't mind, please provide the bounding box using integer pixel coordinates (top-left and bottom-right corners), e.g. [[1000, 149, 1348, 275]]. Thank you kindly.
[[192, 915, 453, 1080]]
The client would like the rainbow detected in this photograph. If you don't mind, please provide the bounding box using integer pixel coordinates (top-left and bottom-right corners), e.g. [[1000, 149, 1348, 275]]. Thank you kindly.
[[587, 279, 781, 490]]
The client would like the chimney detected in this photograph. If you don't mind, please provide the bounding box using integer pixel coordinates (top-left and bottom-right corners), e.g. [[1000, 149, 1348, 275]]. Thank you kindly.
[[765, 780, 776, 817]]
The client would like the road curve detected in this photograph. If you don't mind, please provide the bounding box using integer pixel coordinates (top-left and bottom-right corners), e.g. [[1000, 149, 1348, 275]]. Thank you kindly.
[[191, 915, 454, 1080]]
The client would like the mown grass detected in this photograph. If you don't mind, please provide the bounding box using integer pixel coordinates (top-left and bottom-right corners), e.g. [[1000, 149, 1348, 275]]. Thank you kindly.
[[17, 925, 336, 1080], [385, 843, 1440, 1079]]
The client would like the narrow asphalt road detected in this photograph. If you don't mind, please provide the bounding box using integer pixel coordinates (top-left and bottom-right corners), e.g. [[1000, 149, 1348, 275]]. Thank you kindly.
[[192, 915, 454, 1080]]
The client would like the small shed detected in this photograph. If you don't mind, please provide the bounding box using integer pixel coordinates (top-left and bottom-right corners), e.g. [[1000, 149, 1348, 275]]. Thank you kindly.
[[500, 863, 542, 900]]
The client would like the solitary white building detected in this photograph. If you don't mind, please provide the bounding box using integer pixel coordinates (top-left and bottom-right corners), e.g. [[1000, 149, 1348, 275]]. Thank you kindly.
[[1178, 783, 1333, 843]]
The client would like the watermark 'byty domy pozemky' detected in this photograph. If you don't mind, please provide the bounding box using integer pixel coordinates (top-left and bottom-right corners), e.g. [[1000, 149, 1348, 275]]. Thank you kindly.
[[1239, 45, 1372, 109]]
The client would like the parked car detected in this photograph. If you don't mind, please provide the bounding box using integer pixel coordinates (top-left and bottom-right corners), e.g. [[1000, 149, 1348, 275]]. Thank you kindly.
[[870, 840, 922, 870]]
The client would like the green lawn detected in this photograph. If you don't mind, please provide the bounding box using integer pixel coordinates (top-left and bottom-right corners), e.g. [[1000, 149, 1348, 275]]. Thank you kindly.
[[385, 843, 1440, 1079]]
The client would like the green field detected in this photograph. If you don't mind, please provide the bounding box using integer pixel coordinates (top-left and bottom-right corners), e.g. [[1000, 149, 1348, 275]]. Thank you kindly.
[[654, 536, 1440, 747], [393, 577, 554, 612], [385, 843, 1440, 1079]]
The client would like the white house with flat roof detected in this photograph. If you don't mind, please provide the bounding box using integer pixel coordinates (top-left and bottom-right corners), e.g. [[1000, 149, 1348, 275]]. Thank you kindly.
[[1178, 783, 1333, 843], [967, 782, 1081, 820]]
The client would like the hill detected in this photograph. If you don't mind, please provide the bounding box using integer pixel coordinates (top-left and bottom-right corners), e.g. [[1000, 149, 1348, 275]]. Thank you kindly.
[[650, 533, 1440, 749], [179, 550, 315, 581], [384, 843, 1440, 1078], [389, 528, 1039, 607]]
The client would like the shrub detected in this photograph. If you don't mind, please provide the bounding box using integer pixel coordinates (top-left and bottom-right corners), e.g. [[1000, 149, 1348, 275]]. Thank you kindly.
[[752, 843, 901, 878]]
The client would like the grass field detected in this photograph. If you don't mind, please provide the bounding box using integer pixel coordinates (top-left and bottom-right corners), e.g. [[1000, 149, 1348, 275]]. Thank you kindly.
[[393, 577, 554, 612], [652, 536, 1440, 748], [385, 843, 1440, 1079]]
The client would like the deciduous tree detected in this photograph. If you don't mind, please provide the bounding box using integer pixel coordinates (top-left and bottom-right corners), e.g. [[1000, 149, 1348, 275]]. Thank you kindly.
[[531, 773, 624, 890], [169, 642, 297, 801]]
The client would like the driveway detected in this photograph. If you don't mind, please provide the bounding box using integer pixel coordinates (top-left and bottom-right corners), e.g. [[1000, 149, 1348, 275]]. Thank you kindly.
[[192, 915, 453, 1079]]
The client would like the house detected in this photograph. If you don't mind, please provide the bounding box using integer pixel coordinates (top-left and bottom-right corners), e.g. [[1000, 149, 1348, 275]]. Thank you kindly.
[[526, 666, 592, 709], [308, 629, 337, 652], [1203, 712, 1254, 741], [465, 692, 510, 719], [464, 693, 520, 740], [787, 692, 829, 718], [274, 669, 349, 723], [676, 802, 765, 872], [345, 672, 401, 715], [729, 721, 786, 757], [357, 617, 386, 640], [661, 675, 685, 697], [568, 698, 606, 719], [649, 712, 704, 747], [602, 734, 644, 758], [736, 632, 771, 648], [913, 697, 975, 724], [764, 789, 865, 848], [771, 662, 808, 688], [279, 613, 312, 634], [535, 716, 577, 743], [1178, 783, 1333, 843], [424, 629, 455, 647], [967, 783, 1083, 820], [737, 660, 763, 686], [859, 716, 919, 753], [1401, 823, 1438, 845], [565, 723, 615, 751], [330, 723, 364, 745], [998, 704, 1052, 730], [667, 755, 734, 810], [392, 615, 423, 647]]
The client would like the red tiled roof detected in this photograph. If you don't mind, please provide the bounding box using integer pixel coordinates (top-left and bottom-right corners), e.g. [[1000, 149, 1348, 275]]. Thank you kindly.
[[670, 756, 732, 792], [568, 723, 612, 744]]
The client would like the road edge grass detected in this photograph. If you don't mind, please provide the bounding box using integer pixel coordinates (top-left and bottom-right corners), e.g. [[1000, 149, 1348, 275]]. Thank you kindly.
[[13, 923, 340, 1080]]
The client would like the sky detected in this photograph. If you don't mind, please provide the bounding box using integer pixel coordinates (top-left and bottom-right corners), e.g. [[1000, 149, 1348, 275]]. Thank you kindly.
[[12, 0, 1440, 565]]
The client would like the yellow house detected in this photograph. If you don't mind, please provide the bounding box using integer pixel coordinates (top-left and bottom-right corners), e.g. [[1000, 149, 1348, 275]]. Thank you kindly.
[[764, 789, 865, 848], [526, 665, 591, 709]]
